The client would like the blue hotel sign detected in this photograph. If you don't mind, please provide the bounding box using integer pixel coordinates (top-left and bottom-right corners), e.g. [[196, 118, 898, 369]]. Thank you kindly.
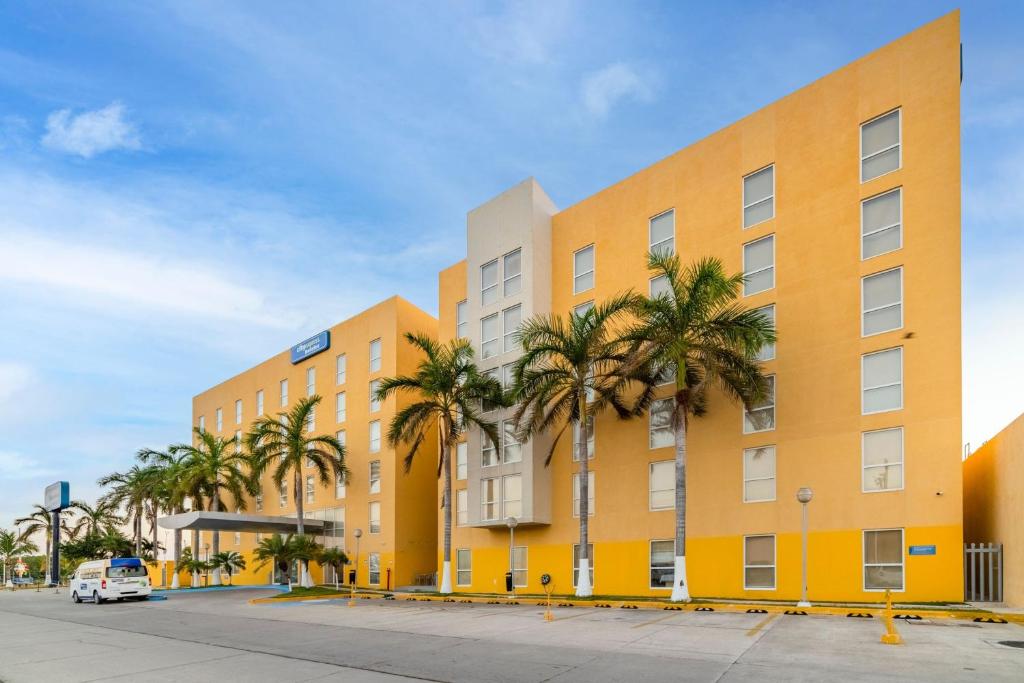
[[908, 545, 936, 556], [291, 331, 330, 364]]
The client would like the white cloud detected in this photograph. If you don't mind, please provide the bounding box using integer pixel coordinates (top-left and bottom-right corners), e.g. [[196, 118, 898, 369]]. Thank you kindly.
[[0, 450, 55, 481], [581, 63, 656, 118], [472, 0, 576, 65], [41, 101, 141, 158]]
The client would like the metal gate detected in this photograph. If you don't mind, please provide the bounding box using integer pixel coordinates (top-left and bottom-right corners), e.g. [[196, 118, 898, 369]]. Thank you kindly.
[[964, 543, 1003, 602]]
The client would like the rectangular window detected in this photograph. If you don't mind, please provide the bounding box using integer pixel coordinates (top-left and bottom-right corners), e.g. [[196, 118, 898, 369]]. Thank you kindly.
[[650, 274, 670, 299], [743, 165, 774, 228], [572, 416, 594, 461], [744, 535, 776, 589], [305, 475, 315, 503], [481, 428, 498, 467], [456, 488, 468, 526], [502, 305, 521, 353], [481, 478, 498, 521], [502, 474, 522, 518], [481, 313, 499, 359], [215, 407, 223, 432], [306, 406, 315, 432], [336, 353, 347, 385], [235, 399, 242, 424], [369, 460, 381, 494], [502, 421, 522, 464], [743, 446, 776, 503], [456, 300, 468, 339], [649, 209, 675, 256], [864, 528, 904, 590], [862, 268, 903, 336], [256, 390, 264, 416], [743, 235, 775, 296], [198, 415, 205, 431], [862, 188, 902, 259], [862, 348, 903, 414], [234, 430, 241, 454], [369, 420, 381, 452], [235, 531, 241, 546], [755, 305, 776, 361], [649, 461, 675, 510], [368, 501, 381, 534], [481, 368, 500, 413], [456, 548, 471, 586], [649, 398, 674, 449], [279, 480, 287, 507], [572, 543, 594, 588], [481, 259, 499, 305], [743, 375, 776, 433], [573, 300, 593, 317], [650, 540, 674, 589], [863, 427, 904, 492], [512, 546, 528, 587], [280, 379, 288, 406], [861, 109, 901, 182], [369, 339, 382, 373], [255, 494, 263, 512], [369, 379, 381, 412], [368, 552, 381, 585], [573, 245, 595, 294], [335, 470, 346, 499], [572, 471, 595, 517], [456, 441, 468, 480], [501, 363, 515, 390], [306, 367, 316, 397], [503, 248, 522, 297], [336, 392, 346, 422]]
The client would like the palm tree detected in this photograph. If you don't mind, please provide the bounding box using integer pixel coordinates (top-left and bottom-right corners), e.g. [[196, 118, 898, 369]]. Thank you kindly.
[[97, 465, 160, 556], [375, 333, 504, 594], [288, 535, 323, 588], [176, 547, 208, 586], [137, 446, 192, 588], [246, 395, 347, 588], [512, 293, 653, 597], [174, 428, 255, 586], [14, 504, 72, 584], [1, 528, 38, 587], [68, 500, 124, 538], [630, 252, 775, 601], [210, 551, 246, 585], [317, 547, 349, 591], [253, 533, 294, 590]]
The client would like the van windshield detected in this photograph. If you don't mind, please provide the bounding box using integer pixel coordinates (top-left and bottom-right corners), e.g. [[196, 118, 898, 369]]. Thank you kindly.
[[106, 566, 148, 578]]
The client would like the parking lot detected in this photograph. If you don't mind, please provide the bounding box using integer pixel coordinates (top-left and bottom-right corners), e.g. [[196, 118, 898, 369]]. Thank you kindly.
[[1, 588, 1022, 682]]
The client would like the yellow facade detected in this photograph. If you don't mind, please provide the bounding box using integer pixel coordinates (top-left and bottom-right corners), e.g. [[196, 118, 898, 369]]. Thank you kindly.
[[438, 13, 962, 602]]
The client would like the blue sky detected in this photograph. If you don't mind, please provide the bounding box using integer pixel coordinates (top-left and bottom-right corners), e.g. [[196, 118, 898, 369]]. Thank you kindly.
[[1, 1, 1021, 531]]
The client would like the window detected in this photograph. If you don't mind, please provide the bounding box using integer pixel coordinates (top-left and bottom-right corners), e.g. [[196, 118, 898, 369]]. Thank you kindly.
[[501, 363, 515, 390], [503, 249, 522, 296], [573, 300, 593, 317], [650, 540, 674, 589], [649, 209, 675, 256], [573, 245, 595, 294], [572, 471, 595, 517], [481, 314, 499, 359], [336, 392, 346, 422], [368, 501, 381, 534], [743, 165, 774, 228], [369, 460, 381, 494], [481, 478, 498, 521], [502, 421, 522, 464], [279, 480, 288, 507], [215, 407, 223, 432], [502, 305, 521, 353], [862, 268, 903, 336], [864, 529, 904, 590], [743, 446, 776, 503], [234, 531, 241, 546], [255, 493, 263, 512], [456, 442, 468, 480], [502, 475, 522, 518], [280, 379, 288, 406], [456, 548, 471, 586], [335, 470, 346, 499], [369, 339, 382, 373], [744, 535, 776, 589], [235, 399, 242, 424], [862, 188, 902, 259], [306, 475, 315, 503], [456, 489, 468, 526], [256, 390, 264, 416], [755, 305, 776, 361], [572, 543, 594, 587], [861, 109, 901, 182], [480, 367, 500, 412], [649, 398, 674, 449], [369, 379, 381, 412], [306, 367, 316, 397], [234, 430, 241, 454], [369, 420, 381, 452], [306, 406, 315, 432], [862, 348, 903, 414], [743, 235, 774, 296], [198, 415, 205, 431], [573, 416, 594, 461], [456, 300, 468, 339], [368, 552, 381, 585], [336, 429, 346, 448], [481, 259, 499, 305], [649, 461, 674, 510], [863, 427, 904, 492], [336, 353, 347, 385], [743, 375, 775, 433], [512, 546, 527, 587], [650, 274, 670, 299], [482, 429, 498, 467]]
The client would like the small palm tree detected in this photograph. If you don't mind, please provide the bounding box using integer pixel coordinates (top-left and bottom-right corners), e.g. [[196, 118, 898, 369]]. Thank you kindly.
[[513, 293, 653, 597], [288, 535, 323, 587], [137, 446, 194, 588], [176, 547, 209, 586], [15, 504, 73, 583], [210, 551, 246, 584], [97, 465, 160, 556], [630, 252, 775, 601], [1, 528, 38, 587], [246, 396, 347, 587], [68, 500, 124, 538], [317, 547, 349, 590], [253, 534, 294, 590], [375, 332, 504, 594]]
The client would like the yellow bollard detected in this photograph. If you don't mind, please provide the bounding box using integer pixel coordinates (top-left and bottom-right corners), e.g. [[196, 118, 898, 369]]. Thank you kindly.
[[544, 584, 553, 622], [880, 589, 903, 645]]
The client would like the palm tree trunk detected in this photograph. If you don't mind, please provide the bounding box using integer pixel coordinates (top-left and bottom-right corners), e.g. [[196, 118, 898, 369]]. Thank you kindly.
[[151, 499, 159, 561], [439, 436, 453, 594], [171, 526, 182, 589], [43, 531, 51, 584], [191, 527, 201, 588], [295, 470, 312, 587], [134, 514, 142, 556], [576, 395, 593, 597], [670, 408, 690, 602], [210, 491, 222, 585]]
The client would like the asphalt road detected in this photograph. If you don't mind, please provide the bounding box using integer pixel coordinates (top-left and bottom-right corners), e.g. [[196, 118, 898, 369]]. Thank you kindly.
[[1, 588, 1022, 682]]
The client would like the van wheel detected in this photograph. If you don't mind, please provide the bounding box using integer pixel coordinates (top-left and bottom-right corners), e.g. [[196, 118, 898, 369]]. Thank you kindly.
[[72, 592, 81, 603], [92, 591, 102, 605]]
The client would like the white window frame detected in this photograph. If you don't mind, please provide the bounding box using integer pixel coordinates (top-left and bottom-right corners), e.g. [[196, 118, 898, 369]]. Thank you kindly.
[[481, 478, 498, 521], [198, 415, 205, 431], [256, 390, 264, 416], [368, 551, 381, 585], [743, 375, 776, 434], [369, 338, 382, 373], [502, 474, 522, 519], [573, 244, 595, 295], [368, 501, 381, 534], [742, 234, 775, 296], [649, 398, 674, 449], [456, 548, 471, 586], [456, 441, 468, 480], [511, 546, 528, 588], [743, 446, 776, 503], [369, 379, 381, 413], [862, 427, 905, 493], [501, 420, 522, 464], [649, 274, 670, 299], [649, 539, 675, 590], [572, 471, 595, 517], [369, 460, 381, 494], [503, 248, 522, 297], [755, 304, 775, 361], [234, 430, 242, 454], [280, 379, 288, 406], [742, 164, 775, 229], [279, 480, 288, 507], [456, 488, 468, 526], [649, 460, 675, 511], [573, 300, 593, 318], [306, 406, 315, 432], [480, 313, 499, 359], [861, 267, 903, 337], [860, 108, 902, 184], [863, 528, 905, 592], [335, 470, 346, 499], [572, 416, 594, 461], [481, 427, 498, 467], [743, 534, 777, 590], [502, 304, 521, 354], [336, 353, 347, 385], [649, 209, 675, 256], [215, 407, 223, 432], [369, 420, 381, 452], [456, 300, 468, 339], [336, 392, 346, 423], [861, 187, 903, 260], [481, 259, 499, 305], [306, 367, 316, 397], [861, 347, 903, 415], [235, 399, 242, 425], [305, 475, 315, 503], [255, 493, 263, 512]]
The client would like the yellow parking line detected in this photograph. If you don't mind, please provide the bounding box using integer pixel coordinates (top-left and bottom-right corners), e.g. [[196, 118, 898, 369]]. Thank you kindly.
[[631, 612, 683, 629], [746, 613, 778, 637]]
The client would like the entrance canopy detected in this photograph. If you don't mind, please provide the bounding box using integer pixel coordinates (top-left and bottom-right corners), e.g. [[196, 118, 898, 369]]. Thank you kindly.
[[158, 511, 324, 534]]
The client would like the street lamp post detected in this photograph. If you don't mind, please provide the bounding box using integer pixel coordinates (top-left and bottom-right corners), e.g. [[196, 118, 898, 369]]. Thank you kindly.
[[349, 528, 362, 607], [796, 487, 813, 608], [204, 543, 210, 588], [506, 516, 518, 598]]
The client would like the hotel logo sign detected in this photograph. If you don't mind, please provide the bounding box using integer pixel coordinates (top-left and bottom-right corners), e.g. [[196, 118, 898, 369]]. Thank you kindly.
[[291, 330, 331, 364]]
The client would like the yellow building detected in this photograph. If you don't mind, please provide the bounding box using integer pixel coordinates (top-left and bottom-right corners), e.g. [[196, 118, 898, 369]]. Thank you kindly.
[[438, 12, 962, 602]]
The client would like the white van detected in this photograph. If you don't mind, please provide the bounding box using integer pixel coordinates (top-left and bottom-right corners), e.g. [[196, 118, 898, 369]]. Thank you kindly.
[[70, 558, 152, 604]]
